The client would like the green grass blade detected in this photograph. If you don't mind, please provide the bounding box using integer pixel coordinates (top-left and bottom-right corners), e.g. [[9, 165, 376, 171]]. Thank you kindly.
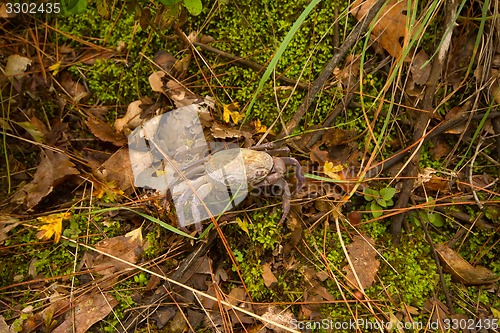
[[244, 0, 321, 121]]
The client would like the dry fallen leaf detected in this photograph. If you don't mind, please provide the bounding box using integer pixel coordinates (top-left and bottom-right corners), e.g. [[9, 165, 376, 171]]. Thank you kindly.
[[435, 243, 499, 285], [251, 119, 268, 134], [95, 148, 134, 192], [52, 293, 118, 333], [60, 72, 90, 102], [351, 0, 409, 60], [12, 149, 80, 209], [261, 306, 295, 333], [4, 54, 32, 79], [115, 100, 144, 132], [149, 71, 166, 93], [0, 215, 20, 245], [88, 227, 144, 276], [0, 3, 16, 18], [343, 235, 379, 290], [410, 49, 431, 85], [262, 263, 278, 288], [16, 116, 48, 143], [166, 80, 200, 108], [36, 212, 72, 244], [86, 117, 126, 146], [444, 104, 470, 134]]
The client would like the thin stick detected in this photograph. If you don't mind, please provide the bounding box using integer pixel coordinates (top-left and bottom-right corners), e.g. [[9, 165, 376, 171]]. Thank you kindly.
[[278, 0, 387, 138], [193, 42, 310, 90]]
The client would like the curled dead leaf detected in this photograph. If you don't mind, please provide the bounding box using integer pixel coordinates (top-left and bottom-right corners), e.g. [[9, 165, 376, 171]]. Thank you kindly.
[[115, 100, 144, 132], [435, 243, 499, 285], [12, 149, 79, 209], [86, 117, 126, 146], [149, 71, 166, 93]]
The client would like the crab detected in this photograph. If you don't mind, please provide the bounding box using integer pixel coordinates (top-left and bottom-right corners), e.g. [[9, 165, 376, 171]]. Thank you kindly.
[[172, 148, 305, 231]]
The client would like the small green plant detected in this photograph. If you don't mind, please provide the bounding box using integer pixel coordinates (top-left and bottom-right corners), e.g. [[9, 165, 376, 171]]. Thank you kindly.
[[249, 210, 281, 250], [158, 0, 203, 16], [134, 272, 149, 286], [364, 187, 396, 218]]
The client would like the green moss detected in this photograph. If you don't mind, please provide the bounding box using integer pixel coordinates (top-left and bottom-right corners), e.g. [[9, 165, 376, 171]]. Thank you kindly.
[[57, 4, 168, 107], [194, 0, 353, 127], [368, 241, 438, 308]]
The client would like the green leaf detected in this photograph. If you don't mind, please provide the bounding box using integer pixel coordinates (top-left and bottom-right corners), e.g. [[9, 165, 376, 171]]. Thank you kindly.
[[158, 0, 183, 5], [380, 187, 396, 201], [376, 198, 387, 207], [371, 202, 383, 218], [60, 0, 87, 15], [364, 188, 379, 202], [183, 0, 202, 15], [16, 121, 45, 143], [96, 0, 111, 19], [428, 213, 445, 227]]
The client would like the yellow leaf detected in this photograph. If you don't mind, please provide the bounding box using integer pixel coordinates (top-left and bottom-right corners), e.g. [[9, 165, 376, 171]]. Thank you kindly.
[[36, 212, 71, 243], [323, 161, 345, 180], [48, 61, 61, 75], [253, 119, 268, 133], [236, 217, 249, 235], [93, 181, 124, 202], [222, 102, 244, 124], [491, 307, 500, 320]]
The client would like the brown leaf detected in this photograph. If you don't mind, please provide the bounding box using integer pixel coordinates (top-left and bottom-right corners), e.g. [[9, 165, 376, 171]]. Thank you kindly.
[[52, 293, 118, 333], [309, 145, 329, 165], [115, 100, 144, 132], [149, 71, 166, 93], [410, 49, 431, 85], [351, 0, 409, 59], [165, 80, 201, 108], [343, 235, 379, 290], [210, 122, 253, 141], [0, 215, 20, 245], [90, 228, 143, 276], [60, 72, 90, 102], [227, 287, 247, 306], [414, 168, 452, 193], [86, 118, 126, 146], [12, 149, 79, 208], [154, 50, 177, 72], [262, 263, 278, 288], [0, 3, 16, 18], [95, 148, 133, 192], [0, 315, 13, 333], [435, 244, 499, 285], [444, 104, 470, 134], [429, 136, 451, 160]]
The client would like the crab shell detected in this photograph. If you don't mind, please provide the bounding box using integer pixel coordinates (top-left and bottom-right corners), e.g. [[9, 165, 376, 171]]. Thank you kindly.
[[204, 148, 274, 187]]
